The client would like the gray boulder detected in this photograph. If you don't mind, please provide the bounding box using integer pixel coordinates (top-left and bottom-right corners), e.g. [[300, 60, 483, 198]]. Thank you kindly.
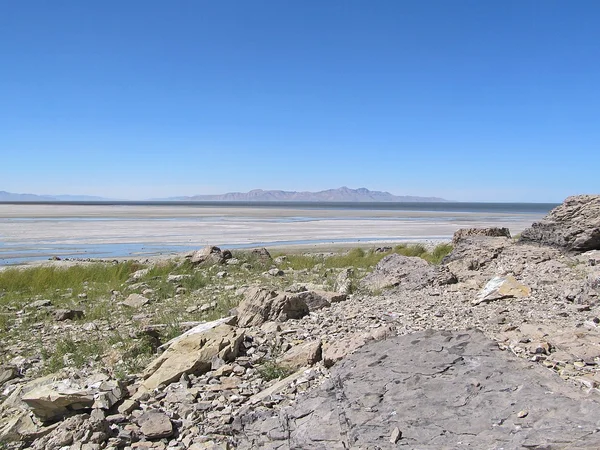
[[360, 254, 435, 291], [520, 195, 600, 252], [235, 330, 600, 449], [18, 373, 124, 421], [236, 287, 310, 327], [188, 245, 231, 265]]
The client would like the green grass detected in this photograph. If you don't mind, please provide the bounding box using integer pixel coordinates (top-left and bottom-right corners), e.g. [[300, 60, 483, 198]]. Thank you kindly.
[[425, 243, 453, 264], [139, 260, 208, 300], [258, 361, 294, 381], [42, 335, 106, 374], [0, 262, 142, 298], [282, 244, 453, 273], [394, 243, 453, 264], [0, 314, 11, 334]]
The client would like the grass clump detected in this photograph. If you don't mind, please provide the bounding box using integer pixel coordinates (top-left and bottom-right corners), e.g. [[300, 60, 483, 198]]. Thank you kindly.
[[425, 243, 453, 264], [394, 243, 452, 265], [258, 361, 294, 381]]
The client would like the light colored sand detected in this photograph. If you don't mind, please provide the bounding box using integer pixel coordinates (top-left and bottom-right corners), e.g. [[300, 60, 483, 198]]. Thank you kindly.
[[0, 204, 543, 264]]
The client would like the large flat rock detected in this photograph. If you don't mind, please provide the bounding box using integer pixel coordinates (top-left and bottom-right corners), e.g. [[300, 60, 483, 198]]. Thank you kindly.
[[236, 330, 600, 449]]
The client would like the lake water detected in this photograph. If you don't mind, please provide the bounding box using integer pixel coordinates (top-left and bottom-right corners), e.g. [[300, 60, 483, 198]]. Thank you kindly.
[[0, 202, 556, 265]]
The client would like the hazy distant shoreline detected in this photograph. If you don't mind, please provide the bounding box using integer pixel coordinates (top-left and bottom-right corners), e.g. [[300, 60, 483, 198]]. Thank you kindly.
[[0, 203, 552, 265]]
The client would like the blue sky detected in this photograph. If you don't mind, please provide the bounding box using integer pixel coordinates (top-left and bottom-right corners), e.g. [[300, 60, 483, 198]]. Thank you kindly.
[[1, 1, 598, 202]]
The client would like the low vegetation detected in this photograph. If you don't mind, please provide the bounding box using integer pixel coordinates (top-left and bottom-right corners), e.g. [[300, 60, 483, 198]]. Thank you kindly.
[[0, 243, 452, 376], [257, 361, 294, 381]]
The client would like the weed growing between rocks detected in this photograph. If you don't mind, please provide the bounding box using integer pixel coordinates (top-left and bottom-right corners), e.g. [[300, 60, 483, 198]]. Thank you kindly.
[[257, 361, 294, 381], [41, 335, 106, 375]]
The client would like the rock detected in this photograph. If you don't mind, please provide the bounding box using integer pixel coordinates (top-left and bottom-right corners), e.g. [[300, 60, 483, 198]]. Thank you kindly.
[[360, 253, 435, 291], [442, 236, 512, 278], [236, 330, 600, 449], [138, 411, 173, 439], [278, 341, 322, 370], [29, 299, 52, 309], [167, 274, 191, 283], [260, 321, 281, 334], [0, 365, 18, 384], [266, 268, 284, 277], [29, 413, 109, 450], [473, 275, 531, 305], [322, 333, 369, 368], [123, 293, 150, 308], [0, 411, 38, 442], [292, 290, 347, 312], [138, 324, 244, 393], [251, 247, 272, 260], [291, 291, 325, 311], [236, 287, 310, 327], [19, 373, 124, 421], [189, 246, 229, 265], [129, 268, 149, 281], [53, 308, 84, 321], [334, 268, 354, 294], [158, 316, 237, 350], [520, 195, 600, 252], [452, 227, 511, 244], [390, 426, 402, 443], [117, 398, 139, 415]]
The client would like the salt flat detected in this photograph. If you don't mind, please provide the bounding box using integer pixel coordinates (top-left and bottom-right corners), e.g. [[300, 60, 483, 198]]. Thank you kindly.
[[0, 204, 544, 264]]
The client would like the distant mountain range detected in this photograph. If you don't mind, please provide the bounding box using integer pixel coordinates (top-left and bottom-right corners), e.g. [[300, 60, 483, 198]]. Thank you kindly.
[[0, 191, 109, 202], [0, 187, 448, 203], [167, 187, 448, 202]]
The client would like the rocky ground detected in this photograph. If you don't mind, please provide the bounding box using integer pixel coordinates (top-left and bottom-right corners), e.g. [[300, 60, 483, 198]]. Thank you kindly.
[[0, 194, 599, 449]]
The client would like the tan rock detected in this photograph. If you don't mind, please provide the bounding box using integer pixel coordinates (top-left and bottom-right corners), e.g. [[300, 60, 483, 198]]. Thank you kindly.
[[205, 376, 242, 391], [0, 365, 18, 384], [138, 411, 173, 439], [473, 275, 531, 305], [138, 324, 244, 393], [237, 287, 309, 327], [188, 246, 228, 265], [117, 398, 139, 415], [323, 333, 370, 368], [19, 374, 122, 421], [278, 341, 322, 370], [123, 294, 150, 308], [0, 411, 38, 442]]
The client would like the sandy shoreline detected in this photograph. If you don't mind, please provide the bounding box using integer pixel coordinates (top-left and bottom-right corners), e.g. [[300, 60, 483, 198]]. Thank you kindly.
[[0, 204, 544, 265]]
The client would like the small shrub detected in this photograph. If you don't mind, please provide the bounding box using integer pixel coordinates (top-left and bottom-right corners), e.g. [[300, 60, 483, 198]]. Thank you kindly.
[[258, 361, 294, 381]]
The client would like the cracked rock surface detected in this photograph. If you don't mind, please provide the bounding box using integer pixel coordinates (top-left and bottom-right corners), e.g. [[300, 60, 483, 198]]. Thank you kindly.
[[235, 329, 600, 449]]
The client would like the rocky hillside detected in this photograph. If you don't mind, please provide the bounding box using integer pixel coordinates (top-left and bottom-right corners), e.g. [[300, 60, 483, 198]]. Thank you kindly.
[[1, 195, 599, 449]]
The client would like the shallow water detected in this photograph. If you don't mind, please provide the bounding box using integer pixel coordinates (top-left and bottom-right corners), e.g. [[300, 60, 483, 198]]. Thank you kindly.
[[0, 202, 554, 265]]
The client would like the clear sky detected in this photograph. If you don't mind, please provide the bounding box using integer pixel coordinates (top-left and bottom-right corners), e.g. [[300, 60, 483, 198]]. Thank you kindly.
[[1, 1, 598, 202]]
